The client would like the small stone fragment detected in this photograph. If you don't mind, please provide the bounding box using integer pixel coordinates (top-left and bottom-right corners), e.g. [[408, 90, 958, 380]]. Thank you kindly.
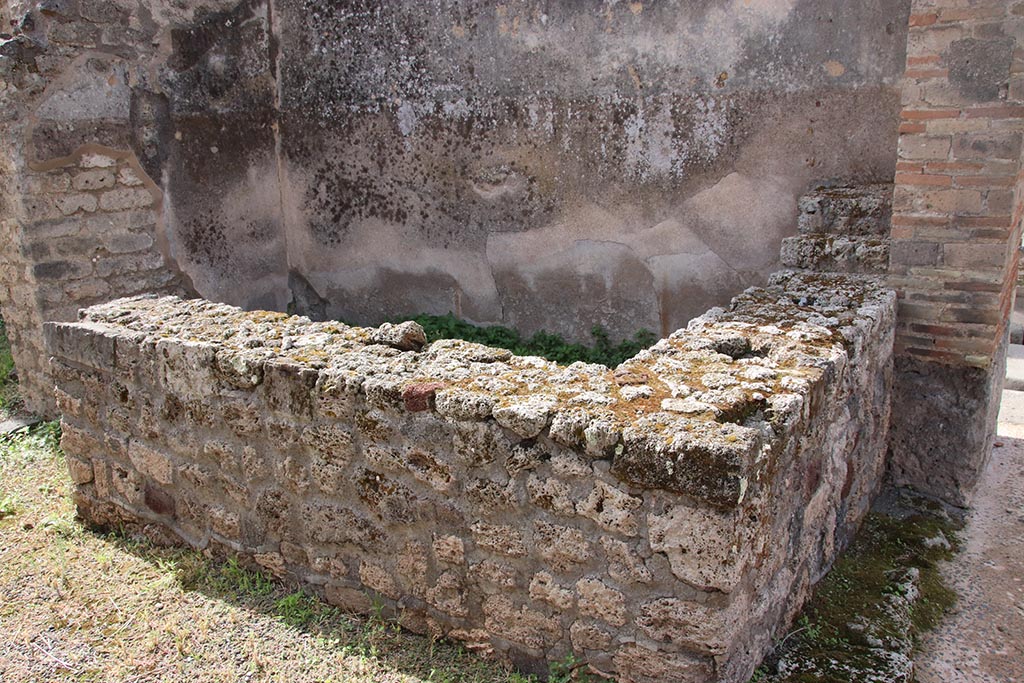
[[370, 321, 427, 351]]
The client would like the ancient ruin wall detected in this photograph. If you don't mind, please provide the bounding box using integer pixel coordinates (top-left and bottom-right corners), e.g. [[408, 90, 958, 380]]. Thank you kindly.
[[46, 271, 895, 683], [0, 147, 189, 415], [885, 0, 1024, 507], [1, 0, 911, 348]]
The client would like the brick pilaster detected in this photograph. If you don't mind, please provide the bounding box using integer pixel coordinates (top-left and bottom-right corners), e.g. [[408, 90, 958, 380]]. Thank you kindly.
[[891, 0, 1024, 366], [888, 0, 1024, 505]]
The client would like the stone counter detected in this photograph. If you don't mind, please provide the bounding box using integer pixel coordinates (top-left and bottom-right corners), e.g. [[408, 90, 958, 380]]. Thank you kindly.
[[44, 270, 895, 682]]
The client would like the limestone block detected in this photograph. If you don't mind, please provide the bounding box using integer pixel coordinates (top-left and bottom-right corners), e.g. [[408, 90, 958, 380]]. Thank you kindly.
[[65, 455, 95, 484], [534, 521, 593, 573], [126, 440, 174, 486], [570, 621, 612, 651], [359, 562, 401, 599], [529, 571, 575, 609], [601, 537, 653, 584], [98, 188, 154, 211], [469, 560, 518, 590], [483, 595, 561, 651], [576, 480, 642, 537], [612, 644, 713, 683], [470, 522, 527, 557], [72, 169, 116, 191], [369, 321, 426, 351], [426, 570, 468, 617], [647, 505, 746, 593], [576, 578, 627, 626], [493, 394, 558, 438], [433, 534, 465, 565]]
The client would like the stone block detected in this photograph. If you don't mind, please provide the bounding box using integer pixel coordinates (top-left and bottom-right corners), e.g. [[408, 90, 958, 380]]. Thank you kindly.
[[54, 193, 98, 215], [98, 188, 154, 212], [898, 133, 952, 160], [647, 505, 747, 593], [72, 169, 116, 191], [576, 578, 627, 626]]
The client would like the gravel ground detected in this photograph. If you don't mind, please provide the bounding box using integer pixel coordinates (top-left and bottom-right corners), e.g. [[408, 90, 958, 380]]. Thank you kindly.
[[913, 389, 1024, 683]]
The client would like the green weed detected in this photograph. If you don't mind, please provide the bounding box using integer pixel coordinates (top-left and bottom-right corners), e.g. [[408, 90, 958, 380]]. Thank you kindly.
[[0, 494, 17, 519], [275, 590, 320, 627], [216, 556, 276, 597], [402, 313, 657, 368]]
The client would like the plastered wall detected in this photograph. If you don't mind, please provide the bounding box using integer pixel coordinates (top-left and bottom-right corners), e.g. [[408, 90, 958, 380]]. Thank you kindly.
[[1, 0, 911, 344]]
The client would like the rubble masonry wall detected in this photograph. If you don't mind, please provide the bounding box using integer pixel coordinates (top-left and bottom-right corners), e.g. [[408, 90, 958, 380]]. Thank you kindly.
[[45, 270, 895, 683]]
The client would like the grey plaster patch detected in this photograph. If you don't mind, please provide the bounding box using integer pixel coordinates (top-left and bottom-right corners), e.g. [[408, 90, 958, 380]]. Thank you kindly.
[[945, 37, 1015, 102]]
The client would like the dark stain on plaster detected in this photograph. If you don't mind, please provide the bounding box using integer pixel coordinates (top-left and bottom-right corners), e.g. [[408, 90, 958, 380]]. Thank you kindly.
[[167, 0, 263, 73], [287, 269, 329, 320], [946, 37, 1015, 102], [15, 0, 910, 338]]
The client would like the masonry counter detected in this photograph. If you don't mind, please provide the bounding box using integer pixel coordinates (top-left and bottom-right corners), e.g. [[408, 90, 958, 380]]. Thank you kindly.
[[44, 270, 896, 683]]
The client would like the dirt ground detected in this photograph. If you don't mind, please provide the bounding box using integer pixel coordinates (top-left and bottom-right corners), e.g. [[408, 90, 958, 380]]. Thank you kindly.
[[913, 389, 1024, 683]]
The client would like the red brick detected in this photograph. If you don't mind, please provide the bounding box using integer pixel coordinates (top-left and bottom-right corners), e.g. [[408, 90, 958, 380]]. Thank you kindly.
[[402, 382, 446, 412], [905, 68, 949, 79], [900, 108, 961, 120], [954, 175, 1016, 188], [963, 105, 1024, 119], [898, 335, 943, 350], [899, 122, 928, 134], [896, 161, 926, 172], [895, 172, 953, 187], [968, 228, 1013, 240], [957, 215, 1013, 227], [890, 227, 916, 239], [934, 337, 999, 355], [924, 161, 985, 173], [941, 306, 1003, 325], [938, 7, 1007, 23], [892, 214, 951, 226], [909, 12, 938, 27], [907, 54, 942, 66], [904, 347, 968, 363], [909, 323, 962, 337]]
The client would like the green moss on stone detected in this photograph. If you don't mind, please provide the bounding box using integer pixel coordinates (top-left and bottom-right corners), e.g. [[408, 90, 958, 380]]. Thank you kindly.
[[753, 490, 962, 682]]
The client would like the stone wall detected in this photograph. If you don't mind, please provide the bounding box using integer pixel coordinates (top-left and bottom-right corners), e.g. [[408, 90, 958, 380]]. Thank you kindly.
[[45, 270, 895, 682], [0, 146, 189, 414], [886, 0, 1024, 507]]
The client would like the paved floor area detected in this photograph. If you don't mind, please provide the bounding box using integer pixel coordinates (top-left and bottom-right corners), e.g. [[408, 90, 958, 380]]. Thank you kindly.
[[913, 389, 1024, 682]]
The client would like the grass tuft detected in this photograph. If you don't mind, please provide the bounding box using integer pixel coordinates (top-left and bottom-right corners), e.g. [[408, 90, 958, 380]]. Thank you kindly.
[[0, 316, 22, 417], [403, 313, 657, 368]]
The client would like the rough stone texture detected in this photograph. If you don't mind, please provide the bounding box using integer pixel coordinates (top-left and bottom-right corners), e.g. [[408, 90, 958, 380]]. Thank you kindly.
[[1, 0, 910, 350], [46, 271, 895, 682], [888, 332, 1008, 507], [886, 0, 1024, 508], [781, 184, 893, 276]]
